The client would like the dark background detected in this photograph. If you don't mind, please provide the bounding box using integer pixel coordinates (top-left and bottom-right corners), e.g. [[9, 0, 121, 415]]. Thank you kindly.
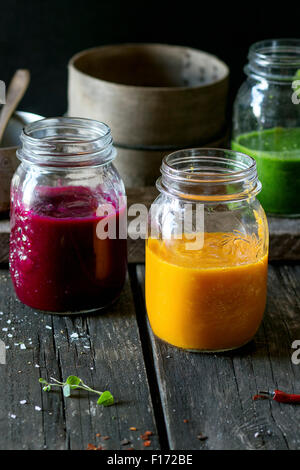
[[0, 0, 299, 117]]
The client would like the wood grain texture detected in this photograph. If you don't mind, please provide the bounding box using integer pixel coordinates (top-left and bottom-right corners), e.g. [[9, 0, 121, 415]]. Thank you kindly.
[[0, 69, 30, 142], [269, 216, 300, 261], [0, 271, 159, 450], [1, 187, 300, 264], [0, 219, 9, 263], [0, 148, 18, 213], [136, 263, 300, 450]]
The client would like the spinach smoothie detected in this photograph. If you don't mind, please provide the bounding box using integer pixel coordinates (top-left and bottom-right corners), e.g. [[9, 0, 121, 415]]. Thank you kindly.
[[232, 127, 300, 216]]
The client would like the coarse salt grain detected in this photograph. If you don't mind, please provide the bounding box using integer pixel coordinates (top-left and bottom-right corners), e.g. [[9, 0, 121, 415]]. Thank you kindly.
[[2, 328, 7, 332], [20, 400, 27, 405], [35, 406, 41, 411], [70, 333, 79, 339], [10, 414, 16, 419], [46, 326, 52, 330], [20, 344, 26, 350]]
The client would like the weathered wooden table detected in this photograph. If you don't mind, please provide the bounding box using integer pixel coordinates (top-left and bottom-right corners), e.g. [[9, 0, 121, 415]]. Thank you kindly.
[[0, 188, 299, 451]]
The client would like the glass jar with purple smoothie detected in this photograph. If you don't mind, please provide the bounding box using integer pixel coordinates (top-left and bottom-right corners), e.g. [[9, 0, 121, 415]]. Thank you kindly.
[[9, 117, 127, 314]]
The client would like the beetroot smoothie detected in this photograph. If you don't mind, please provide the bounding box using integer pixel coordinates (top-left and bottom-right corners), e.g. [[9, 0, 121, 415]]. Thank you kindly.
[[10, 186, 127, 313]]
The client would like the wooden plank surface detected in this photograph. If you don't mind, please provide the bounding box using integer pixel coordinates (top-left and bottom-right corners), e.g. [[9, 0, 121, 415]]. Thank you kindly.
[[136, 263, 300, 450], [1, 188, 299, 264], [0, 270, 160, 450], [0, 219, 9, 264], [0, 261, 299, 450]]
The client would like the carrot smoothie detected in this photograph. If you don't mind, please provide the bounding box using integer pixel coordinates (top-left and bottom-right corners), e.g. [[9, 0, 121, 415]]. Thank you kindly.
[[146, 232, 268, 351]]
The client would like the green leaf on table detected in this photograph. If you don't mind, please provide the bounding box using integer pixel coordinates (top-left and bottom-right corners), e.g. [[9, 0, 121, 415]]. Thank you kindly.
[[66, 375, 81, 389], [63, 384, 71, 397], [38, 375, 114, 408], [97, 391, 114, 407]]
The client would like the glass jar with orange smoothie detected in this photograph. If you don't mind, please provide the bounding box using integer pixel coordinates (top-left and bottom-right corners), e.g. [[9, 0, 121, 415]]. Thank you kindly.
[[146, 149, 269, 352]]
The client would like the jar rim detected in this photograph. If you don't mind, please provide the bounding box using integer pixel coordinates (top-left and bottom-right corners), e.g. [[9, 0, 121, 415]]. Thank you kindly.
[[17, 117, 116, 167], [157, 148, 261, 202], [22, 117, 111, 142], [162, 147, 257, 179], [247, 38, 300, 81]]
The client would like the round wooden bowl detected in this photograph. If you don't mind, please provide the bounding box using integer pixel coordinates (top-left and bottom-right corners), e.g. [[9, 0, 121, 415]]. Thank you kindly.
[[0, 111, 44, 213], [114, 130, 229, 187], [68, 43, 229, 148]]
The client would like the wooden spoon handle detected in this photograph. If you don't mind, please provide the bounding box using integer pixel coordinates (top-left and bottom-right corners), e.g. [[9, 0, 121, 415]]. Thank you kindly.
[[0, 69, 30, 143]]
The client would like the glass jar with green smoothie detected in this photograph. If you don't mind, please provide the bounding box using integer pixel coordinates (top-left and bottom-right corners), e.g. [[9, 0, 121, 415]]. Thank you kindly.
[[232, 39, 300, 217]]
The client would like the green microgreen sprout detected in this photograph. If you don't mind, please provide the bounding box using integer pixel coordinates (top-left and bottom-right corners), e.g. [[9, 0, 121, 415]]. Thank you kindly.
[[39, 376, 114, 406]]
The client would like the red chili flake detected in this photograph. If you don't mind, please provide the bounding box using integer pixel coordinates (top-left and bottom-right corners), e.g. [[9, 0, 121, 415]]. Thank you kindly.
[[144, 440, 151, 447], [86, 443, 96, 450], [197, 433, 208, 441], [183, 419, 189, 423], [96, 433, 101, 437], [86, 443, 102, 450], [141, 430, 154, 440], [126, 447, 135, 450], [130, 427, 137, 431]]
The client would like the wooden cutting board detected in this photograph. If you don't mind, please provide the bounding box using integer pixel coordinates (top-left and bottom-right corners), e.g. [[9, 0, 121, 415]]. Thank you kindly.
[[0, 187, 299, 264]]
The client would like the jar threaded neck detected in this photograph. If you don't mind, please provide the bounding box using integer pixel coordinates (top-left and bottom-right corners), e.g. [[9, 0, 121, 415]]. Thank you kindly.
[[17, 117, 116, 167], [157, 148, 261, 202], [246, 38, 300, 81]]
